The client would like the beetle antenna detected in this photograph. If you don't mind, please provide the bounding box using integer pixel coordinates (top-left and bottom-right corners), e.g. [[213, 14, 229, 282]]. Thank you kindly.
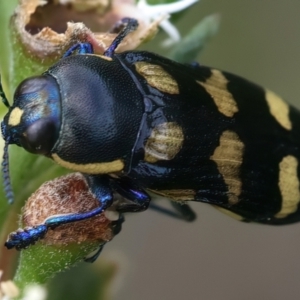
[[2, 139, 14, 204], [0, 74, 10, 108], [104, 18, 138, 57]]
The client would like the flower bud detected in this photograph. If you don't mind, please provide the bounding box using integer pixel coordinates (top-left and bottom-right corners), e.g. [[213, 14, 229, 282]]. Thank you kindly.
[[22, 172, 121, 246], [13, 0, 162, 60]]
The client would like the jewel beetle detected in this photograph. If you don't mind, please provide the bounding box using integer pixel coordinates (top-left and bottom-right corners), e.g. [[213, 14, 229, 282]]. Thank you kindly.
[[2, 17, 300, 251]]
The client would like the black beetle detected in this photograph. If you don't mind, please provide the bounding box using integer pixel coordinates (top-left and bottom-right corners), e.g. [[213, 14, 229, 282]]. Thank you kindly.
[[2, 18, 300, 251]]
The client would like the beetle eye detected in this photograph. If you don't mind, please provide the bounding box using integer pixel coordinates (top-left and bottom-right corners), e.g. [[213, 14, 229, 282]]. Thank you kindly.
[[20, 118, 57, 155]]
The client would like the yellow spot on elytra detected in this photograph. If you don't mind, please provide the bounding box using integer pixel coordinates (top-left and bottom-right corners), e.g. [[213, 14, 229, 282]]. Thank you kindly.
[[275, 155, 300, 218], [210, 130, 244, 205], [213, 206, 244, 221], [197, 69, 238, 117], [148, 188, 195, 201], [144, 122, 184, 163], [265, 89, 292, 130], [135, 62, 179, 94], [8, 107, 23, 126], [52, 153, 124, 174]]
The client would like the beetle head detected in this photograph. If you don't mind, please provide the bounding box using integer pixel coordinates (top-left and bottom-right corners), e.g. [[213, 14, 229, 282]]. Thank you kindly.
[[2, 75, 61, 156], [1, 75, 61, 204]]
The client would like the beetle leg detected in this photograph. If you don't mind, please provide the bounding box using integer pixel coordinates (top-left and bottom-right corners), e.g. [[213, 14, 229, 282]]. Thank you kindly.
[[5, 175, 113, 250], [189, 61, 201, 68], [111, 177, 150, 213], [5, 225, 49, 250], [63, 43, 94, 57], [104, 18, 138, 58], [84, 212, 124, 263], [63, 18, 137, 58], [44, 175, 113, 228], [84, 244, 105, 263], [150, 202, 197, 222], [170, 202, 196, 221]]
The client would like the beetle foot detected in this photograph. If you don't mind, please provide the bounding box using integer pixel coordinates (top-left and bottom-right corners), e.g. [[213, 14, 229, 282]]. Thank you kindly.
[[5, 224, 48, 250]]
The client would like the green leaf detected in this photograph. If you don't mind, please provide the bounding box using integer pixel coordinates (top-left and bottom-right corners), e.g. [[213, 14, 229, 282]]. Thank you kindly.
[[169, 14, 220, 63]]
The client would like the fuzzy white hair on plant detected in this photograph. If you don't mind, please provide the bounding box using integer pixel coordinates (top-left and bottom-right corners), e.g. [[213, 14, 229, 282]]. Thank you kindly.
[[137, 0, 199, 46]]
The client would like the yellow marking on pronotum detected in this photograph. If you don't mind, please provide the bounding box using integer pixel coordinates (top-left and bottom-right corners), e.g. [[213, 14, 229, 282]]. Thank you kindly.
[[144, 122, 184, 163], [8, 107, 24, 126], [198, 69, 238, 117], [91, 54, 113, 61], [275, 155, 300, 218], [52, 153, 124, 174], [135, 62, 179, 94], [265, 89, 292, 130], [210, 130, 244, 205]]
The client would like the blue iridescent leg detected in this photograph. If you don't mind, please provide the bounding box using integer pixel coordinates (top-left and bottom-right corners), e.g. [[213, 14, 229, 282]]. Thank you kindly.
[[5, 225, 48, 250], [104, 18, 138, 58], [63, 43, 94, 57], [45, 175, 112, 227], [5, 176, 113, 250], [150, 201, 197, 222], [111, 177, 150, 212], [63, 18, 137, 59]]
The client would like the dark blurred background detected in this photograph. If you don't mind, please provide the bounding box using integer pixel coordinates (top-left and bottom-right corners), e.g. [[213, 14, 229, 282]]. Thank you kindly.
[[102, 1, 300, 299]]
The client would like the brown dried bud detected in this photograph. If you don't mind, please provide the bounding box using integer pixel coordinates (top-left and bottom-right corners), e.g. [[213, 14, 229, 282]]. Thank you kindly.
[[22, 173, 121, 246], [13, 0, 162, 59]]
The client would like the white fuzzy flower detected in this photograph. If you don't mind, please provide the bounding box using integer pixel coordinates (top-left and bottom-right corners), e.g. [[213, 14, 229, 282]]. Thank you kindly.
[[137, 0, 199, 45]]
